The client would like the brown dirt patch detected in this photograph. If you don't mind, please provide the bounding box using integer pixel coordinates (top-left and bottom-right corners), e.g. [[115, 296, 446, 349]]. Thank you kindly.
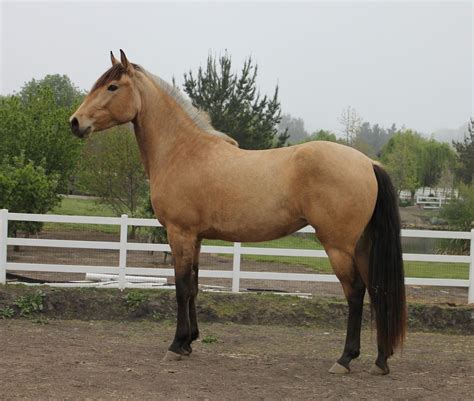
[[0, 320, 472, 400]]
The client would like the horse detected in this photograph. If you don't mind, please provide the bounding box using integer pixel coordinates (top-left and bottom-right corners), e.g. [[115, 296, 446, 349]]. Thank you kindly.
[[70, 50, 406, 375]]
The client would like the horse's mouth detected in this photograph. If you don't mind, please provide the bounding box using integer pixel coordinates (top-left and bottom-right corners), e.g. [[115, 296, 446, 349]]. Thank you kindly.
[[81, 126, 92, 138], [71, 125, 92, 139]]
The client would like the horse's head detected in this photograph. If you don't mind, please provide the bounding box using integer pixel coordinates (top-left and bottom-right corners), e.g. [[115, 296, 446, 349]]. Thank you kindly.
[[70, 50, 141, 138]]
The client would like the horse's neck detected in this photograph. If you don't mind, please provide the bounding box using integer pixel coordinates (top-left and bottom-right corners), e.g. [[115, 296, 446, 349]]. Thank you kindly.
[[132, 79, 200, 178]]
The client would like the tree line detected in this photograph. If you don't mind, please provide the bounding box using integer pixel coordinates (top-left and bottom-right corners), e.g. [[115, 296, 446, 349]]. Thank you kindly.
[[1, 53, 472, 237]]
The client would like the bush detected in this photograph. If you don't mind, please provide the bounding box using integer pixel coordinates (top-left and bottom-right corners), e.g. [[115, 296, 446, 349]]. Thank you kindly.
[[14, 290, 45, 316], [124, 291, 149, 312], [399, 198, 414, 207], [0, 88, 82, 193], [0, 306, 14, 319], [438, 184, 473, 254], [140, 195, 168, 244], [440, 184, 474, 231], [0, 155, 60, 236]]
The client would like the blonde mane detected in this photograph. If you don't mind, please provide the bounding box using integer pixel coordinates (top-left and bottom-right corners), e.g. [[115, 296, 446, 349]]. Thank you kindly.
[[139, 67, 238, 147]]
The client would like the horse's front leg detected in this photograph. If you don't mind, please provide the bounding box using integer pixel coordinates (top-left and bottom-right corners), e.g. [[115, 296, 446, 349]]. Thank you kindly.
[[184, 239, 202, 354], [163, 228, 199, 361]]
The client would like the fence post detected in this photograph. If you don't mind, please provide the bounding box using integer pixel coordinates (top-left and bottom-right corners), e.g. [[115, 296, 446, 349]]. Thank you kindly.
[[0, 209, 8, 285], [118, 214, 128, 290], [468, 229, 474, 304], [232, 242, 241, 293]]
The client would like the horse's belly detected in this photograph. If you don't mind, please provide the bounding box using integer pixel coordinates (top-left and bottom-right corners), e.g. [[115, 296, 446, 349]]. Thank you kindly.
[[201, 209, 307, 242]]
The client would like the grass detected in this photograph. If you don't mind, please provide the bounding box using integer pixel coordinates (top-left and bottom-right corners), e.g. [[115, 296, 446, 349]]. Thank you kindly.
[[45, 197, 120, 234], [203, 234, 323, 250], [51, 197, 117, 217], [239, 255, 468, 279], [39, 197, 469, 280], [205, 236, 469, 279]]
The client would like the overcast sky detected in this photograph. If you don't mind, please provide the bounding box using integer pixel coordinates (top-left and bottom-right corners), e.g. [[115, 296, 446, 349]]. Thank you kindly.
[[1, 1, 472, 135]]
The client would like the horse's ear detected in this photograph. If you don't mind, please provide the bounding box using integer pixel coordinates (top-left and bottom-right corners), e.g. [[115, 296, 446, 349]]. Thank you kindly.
[[110, 51, 118, 66], [120, 49, 134, 74]]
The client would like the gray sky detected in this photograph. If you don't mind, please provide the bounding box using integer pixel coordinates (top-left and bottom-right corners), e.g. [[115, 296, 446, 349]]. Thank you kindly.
[[1, 1, 472, 135]]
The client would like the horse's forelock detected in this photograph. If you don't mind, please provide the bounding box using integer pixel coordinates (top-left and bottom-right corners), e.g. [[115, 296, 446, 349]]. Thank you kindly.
[[91, 63, 141, 93]]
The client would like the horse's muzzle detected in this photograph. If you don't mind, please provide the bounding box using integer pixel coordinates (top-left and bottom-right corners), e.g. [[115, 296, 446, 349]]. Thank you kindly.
[[70, 117, 91, 138]]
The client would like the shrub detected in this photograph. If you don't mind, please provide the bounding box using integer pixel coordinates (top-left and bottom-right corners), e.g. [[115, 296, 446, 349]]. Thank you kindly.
[[14, 290, 45, 316], [0, 306, 14, 319], [0, 155, 59, 237], [440, 184, 474, 231], [124, 291, 149, 312], [439, 184, 473, 253]]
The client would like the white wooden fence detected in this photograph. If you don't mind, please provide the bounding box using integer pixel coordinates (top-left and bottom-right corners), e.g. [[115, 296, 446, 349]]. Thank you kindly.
[[1, 209, 473, 303], [416, 195, 449, 209]]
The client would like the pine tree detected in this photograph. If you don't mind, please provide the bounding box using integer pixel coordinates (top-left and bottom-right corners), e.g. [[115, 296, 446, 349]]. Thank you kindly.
[[183, 53, 288, 149], [452, 118, 474, 185]]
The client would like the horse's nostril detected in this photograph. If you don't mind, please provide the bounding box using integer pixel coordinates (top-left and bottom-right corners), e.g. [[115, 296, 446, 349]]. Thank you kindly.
[[70, 117, 79, 130]]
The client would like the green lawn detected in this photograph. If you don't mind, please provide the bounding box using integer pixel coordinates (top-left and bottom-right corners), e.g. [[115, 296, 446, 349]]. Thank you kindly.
[[45, 197, 120, 233], [203, 234, 323, 250], [41, 197, 469, 280], [244, 255, 468, 279], [204, 238, 468, 279], [51, 197, 117, 217]]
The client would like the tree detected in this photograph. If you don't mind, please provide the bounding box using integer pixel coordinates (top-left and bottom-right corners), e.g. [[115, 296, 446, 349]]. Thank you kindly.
[[452, 118, 474, 185], [380, 130, 424, 197], [419, 140, 456, 188], [0, 84, 83, 192], [183, 53, 288, 149], [338, 106, 362, 145], [76, 127, 148, 236], [20, 74, 84, 108], [0, 155, 60, 237], [278, 113, 308, 144], [354, 122, 397, 158], [381, 130, 457, 197], [304, 129, 341, 143]]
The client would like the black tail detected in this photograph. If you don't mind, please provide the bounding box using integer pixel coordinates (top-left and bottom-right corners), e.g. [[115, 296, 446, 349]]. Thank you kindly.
[[368, 164, 407, 355]]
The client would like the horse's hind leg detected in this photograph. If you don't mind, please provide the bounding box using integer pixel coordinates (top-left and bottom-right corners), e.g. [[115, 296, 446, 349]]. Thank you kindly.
[[355, 234, 392, 375], [325, 248, 366, 374]]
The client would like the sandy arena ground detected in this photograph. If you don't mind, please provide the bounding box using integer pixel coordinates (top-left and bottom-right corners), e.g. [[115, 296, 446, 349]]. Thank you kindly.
[[1, 320, 472, 400]]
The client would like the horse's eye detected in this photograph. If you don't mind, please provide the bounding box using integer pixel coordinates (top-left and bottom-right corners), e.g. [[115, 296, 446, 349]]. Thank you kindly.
[[107, 84, 118, 92]]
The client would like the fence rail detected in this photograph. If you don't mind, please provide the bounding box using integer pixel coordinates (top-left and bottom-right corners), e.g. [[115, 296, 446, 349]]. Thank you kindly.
[[1, 209, 473, 303], [416, 195, 449, 209]]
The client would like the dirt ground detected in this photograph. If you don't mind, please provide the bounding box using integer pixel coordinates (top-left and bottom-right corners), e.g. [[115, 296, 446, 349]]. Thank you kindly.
[[1, 320, 472, 400]]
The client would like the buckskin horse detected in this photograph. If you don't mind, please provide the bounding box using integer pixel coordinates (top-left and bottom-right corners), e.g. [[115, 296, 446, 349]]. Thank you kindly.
[[70, 50, 406, 375]]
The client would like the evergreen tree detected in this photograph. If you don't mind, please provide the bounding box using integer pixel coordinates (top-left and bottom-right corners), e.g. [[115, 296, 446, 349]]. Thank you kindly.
[[452, 118, 474, 185], [278, 113, 308, 144], [355, 122, 397, 158], [183, 53, 288, 149]]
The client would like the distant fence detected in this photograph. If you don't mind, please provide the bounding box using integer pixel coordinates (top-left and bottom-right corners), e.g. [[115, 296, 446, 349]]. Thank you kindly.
[[399, 187, 457, 209], [416, 195, 449, 209], [1, 209, 473, 303]]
